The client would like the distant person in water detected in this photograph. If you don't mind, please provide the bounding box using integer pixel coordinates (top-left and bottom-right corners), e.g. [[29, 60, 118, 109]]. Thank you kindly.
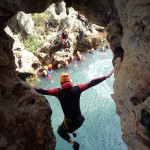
[[61, 28, 70, 48], [34, 69, 114, 150], [106, 43, 110, 49], [76, 51, 85, 62], [102, 46, 106, 52], [38, 65, 52, 81], [88, 48, 95, 53], [63, 60, 69, 69], [57, 63, 61, 69], [78, 11, 88, 28], [48, 64, 53, 73]]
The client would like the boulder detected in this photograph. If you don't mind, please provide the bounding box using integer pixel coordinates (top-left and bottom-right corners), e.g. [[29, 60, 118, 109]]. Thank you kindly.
[[4, 26, 24, 50], [92, 24, 105, 32], [5, 26, 40, 79], [46, 2, 67, 29], [76, 29, 103, 51], [14, 50, 40, 75], [8, 11, 34, 36], [35, 51, 52, 65], [52, 47, 74, 67], [55, 1, 67, 17]]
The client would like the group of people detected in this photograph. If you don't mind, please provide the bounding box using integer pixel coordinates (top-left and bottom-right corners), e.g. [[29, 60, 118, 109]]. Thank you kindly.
[[64, 50, 86, 70], [38, 50, 86, 80], [38, 64, 53, 81]]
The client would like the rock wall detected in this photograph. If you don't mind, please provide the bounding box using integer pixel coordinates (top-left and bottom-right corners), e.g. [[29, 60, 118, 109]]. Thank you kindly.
[[64, 0, 150, 150], [0, 0, 62, 149], [112, 1, 150, 149]]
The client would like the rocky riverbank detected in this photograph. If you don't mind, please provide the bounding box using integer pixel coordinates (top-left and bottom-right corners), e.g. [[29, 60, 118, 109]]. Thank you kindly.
[[7, 1, 105, 75]]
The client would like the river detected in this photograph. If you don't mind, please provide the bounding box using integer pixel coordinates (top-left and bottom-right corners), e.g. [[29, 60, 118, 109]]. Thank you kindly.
[[36, 50, 127, 150]]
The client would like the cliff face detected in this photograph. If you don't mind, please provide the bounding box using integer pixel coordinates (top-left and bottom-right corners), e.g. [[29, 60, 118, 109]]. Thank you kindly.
[[0, 0, 150, 149], [0, 0, 61, 149], [113, 1, 150, 149], [64, 0, 150, 149]]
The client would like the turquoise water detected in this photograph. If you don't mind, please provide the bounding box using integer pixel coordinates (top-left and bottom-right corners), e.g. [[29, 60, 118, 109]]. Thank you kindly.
[[36, 50, 127, 150]]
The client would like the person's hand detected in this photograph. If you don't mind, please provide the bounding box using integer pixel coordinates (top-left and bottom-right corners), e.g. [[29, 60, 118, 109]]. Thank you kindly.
[[105, 69, 114, 78]]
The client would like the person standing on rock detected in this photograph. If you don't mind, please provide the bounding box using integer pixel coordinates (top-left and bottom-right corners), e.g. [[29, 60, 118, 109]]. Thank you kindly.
[[61, 28, 70, 48], [34, 69, 114, 150], [78, 11, 88, 28]]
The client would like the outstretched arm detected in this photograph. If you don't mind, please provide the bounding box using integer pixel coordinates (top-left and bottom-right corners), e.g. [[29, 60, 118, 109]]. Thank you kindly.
[[78, 69, 114, 92], [105, 69, 114, 78], [34, 87, 59, 98]]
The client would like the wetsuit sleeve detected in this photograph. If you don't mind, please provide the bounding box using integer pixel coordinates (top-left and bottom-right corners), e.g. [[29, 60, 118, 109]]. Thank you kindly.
[[34, 87, 59, 98], [78, 76, 106, 92]]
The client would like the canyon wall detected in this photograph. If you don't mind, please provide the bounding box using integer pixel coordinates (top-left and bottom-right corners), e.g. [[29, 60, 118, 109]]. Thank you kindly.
[[0, 0, 150, 149], [0, 0, 62, 149], [64, 0, 150, 149], [113, 1, 150, 149]]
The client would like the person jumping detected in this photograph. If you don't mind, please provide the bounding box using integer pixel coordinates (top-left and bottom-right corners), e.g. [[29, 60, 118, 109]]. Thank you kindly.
[[34, 69, 114, 150]]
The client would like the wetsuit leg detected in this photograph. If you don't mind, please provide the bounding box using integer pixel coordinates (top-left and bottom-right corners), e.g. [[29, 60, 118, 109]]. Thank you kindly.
[[57, 124, 70, 143]]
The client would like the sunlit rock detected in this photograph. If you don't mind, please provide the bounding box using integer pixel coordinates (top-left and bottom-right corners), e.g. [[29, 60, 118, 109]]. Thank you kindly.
[[8, 12, 34, 36]]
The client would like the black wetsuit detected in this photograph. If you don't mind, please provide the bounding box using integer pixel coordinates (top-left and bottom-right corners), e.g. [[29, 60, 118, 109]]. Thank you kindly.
[[35, 76, 106, 142]]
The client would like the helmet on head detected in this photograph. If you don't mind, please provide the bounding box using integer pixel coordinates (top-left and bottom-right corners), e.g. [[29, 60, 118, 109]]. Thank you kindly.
[[106, 43, 110, 47], [64, 28, 68, 33], [76, 51, 80, 55], [48, 64, 52, 68], [64, 60, 68, 65], [70, 55, 73, 60], [59, 73, 71, 83], [43, 70, 47, 76], [57, 64, 61, 68], [44, 66, 48, 70], [91, 48, 94, 52]]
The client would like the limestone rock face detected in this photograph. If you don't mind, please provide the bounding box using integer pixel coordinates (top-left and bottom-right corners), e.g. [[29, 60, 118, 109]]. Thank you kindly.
[[76, 28, 103, 51], [46, 1, 67, 30], [5, 26, 40, 79], [36, 3, 104, 65], [65, 0, 119, 26], [4, 26, 24, 50], [35, 43, 52, 66], [14, 50, 40, 74], [112, 1, 150, 149], [8, 12, 34, 36], [52, 47, 74, 67]]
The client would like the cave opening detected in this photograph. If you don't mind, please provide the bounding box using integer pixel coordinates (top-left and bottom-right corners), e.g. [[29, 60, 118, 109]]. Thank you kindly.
[[2, 0, 150, 150], [4, 1, 127, 150]]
